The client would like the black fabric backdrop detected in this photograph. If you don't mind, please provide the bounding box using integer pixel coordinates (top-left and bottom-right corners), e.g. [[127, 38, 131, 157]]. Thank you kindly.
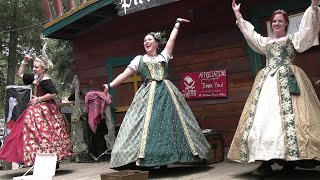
[[5, 85, 32, 122]]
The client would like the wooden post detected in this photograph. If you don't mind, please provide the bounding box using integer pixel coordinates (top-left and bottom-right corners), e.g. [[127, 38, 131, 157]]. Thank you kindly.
[[53, 0, 64, 17], [67, 0, 76, 11], [42, 0, 52, 20]]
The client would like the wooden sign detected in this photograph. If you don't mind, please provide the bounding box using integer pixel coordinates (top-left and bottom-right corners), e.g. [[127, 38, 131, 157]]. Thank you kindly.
[[181, 70, 228, 99], [116, 0, 179, 16]]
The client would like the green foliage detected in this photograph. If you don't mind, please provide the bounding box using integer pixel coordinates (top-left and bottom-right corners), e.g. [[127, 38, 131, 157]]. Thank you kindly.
[[0, 0, 73, 115], [46, 38, 73, 99], [0, 0, 45, 116]]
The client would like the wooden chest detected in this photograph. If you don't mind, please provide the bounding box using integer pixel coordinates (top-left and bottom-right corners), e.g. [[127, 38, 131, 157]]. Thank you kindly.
[[204, 130, 224, 164]]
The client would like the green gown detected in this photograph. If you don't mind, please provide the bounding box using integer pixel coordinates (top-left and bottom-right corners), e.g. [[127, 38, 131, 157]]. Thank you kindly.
[[110, 56, 210, 168]]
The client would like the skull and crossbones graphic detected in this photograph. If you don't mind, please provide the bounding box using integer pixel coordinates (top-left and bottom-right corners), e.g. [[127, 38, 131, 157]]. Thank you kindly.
[[184, 76, 195, 90]]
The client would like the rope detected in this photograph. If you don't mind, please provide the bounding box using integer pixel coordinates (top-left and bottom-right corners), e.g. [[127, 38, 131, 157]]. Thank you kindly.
[[0, 20, 49, 34]]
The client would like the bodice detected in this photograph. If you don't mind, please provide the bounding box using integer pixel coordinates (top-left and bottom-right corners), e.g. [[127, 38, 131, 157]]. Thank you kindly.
[[23, 73, 57, 96], [138, 59, 168, 83], [265, 37, 296, 75]]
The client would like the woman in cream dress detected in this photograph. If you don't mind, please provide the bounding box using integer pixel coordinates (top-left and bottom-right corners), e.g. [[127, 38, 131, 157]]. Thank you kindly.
[[228, 0, 320, 174]]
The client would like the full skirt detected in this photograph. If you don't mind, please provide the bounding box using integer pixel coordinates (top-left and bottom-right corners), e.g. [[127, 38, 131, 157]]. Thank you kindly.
[[0, 102, 73, 166], [228, 65, 320, 162], [110, 80, 210, 168]]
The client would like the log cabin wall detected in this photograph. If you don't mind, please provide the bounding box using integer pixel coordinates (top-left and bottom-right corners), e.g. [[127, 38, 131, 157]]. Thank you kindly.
[[70, 0, 320, 151], [71, 0, 250, 150]]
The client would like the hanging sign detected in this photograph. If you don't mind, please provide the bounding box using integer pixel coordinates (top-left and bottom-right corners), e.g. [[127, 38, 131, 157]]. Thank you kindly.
[[181, 70, 228, 99], [116, 0, 179, 16]]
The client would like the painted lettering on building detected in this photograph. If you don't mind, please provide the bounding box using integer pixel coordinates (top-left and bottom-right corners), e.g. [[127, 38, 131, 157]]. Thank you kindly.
[[116, 0, 179, 15]]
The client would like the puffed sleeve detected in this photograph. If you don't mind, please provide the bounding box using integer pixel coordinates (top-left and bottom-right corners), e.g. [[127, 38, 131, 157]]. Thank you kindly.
[[23, 73, 34, 85], [127, 55, 141, 71], [40, 79, 58, 94], [160, 49, 173, 63], [236, 18, 269, 55], [292, 6, 320, 53]]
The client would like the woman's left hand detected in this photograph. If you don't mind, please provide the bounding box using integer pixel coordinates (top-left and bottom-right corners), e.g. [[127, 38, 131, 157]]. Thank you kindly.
[[103, 84, 109, 94], [176, 18, 190, 24], [30, 96, 40, 105]]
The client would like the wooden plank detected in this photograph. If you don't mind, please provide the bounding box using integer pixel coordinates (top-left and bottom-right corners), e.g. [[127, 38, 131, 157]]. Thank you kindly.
[[227, 72, 254, 88], [79, 76, 108, 88], [114, 112, 126, 125], [220, 131, 236, 147], [114, 106, 129, 113], [193, 110, 243, 120], [196, 117, 241, 132], [75, 66, 108, 79], [171, 45, 248, 67], [191, 102, 246, 114], [113, 83, 135, 107], [73, 54, 107, 69], [168, 56, 252, 78]]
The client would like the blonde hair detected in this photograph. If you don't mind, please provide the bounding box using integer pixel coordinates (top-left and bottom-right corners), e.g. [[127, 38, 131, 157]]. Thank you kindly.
[[35, 43, 53, 70], [34, 57, 53, 71]]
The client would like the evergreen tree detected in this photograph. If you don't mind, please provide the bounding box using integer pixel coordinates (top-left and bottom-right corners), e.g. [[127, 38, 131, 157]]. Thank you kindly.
[[0, 0, 73, 114]]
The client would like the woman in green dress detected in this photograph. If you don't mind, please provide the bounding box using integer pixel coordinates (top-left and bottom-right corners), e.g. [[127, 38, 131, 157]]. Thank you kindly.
[[228, 0, 320, 175], [103, 18, 210, 169]]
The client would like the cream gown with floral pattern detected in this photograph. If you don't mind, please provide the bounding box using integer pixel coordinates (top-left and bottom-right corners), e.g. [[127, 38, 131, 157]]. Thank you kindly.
[[228, 6, 320, 162]]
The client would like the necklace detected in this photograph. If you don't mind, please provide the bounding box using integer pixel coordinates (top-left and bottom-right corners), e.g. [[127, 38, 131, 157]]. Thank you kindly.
[[147, 54, 157, 61], [33, 74, 45, 96]]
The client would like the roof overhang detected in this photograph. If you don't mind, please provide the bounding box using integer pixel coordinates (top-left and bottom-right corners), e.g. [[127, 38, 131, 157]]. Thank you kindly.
[[43, 0, 116, 40], [44, 0, 304, 40], [43, 0, 182, 40]]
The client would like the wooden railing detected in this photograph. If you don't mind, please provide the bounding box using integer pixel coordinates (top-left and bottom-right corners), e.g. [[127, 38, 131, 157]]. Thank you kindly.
[[42, 0, 88, 20]]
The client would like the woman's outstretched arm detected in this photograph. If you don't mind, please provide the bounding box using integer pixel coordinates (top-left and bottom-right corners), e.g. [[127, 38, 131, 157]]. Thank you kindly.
[[164, 18, 190, 57], [103, 67, 135, 93]]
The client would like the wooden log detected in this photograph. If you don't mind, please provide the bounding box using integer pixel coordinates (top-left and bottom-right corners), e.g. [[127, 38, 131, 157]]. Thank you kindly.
[[67, 0, 76, 10], [53, 0, 64, 17], [42, 0, 52, 20]]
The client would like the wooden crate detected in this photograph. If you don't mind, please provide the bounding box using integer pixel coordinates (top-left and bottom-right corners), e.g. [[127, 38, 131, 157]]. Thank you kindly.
[[204, 130, 224, 164], [101, 170, 149, 180]]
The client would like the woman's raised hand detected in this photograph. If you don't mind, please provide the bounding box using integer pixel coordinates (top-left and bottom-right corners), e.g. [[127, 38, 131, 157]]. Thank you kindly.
[[232, 0, 241, 14], [176, 18, 190, 24], [24, 54, 32, 62]]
